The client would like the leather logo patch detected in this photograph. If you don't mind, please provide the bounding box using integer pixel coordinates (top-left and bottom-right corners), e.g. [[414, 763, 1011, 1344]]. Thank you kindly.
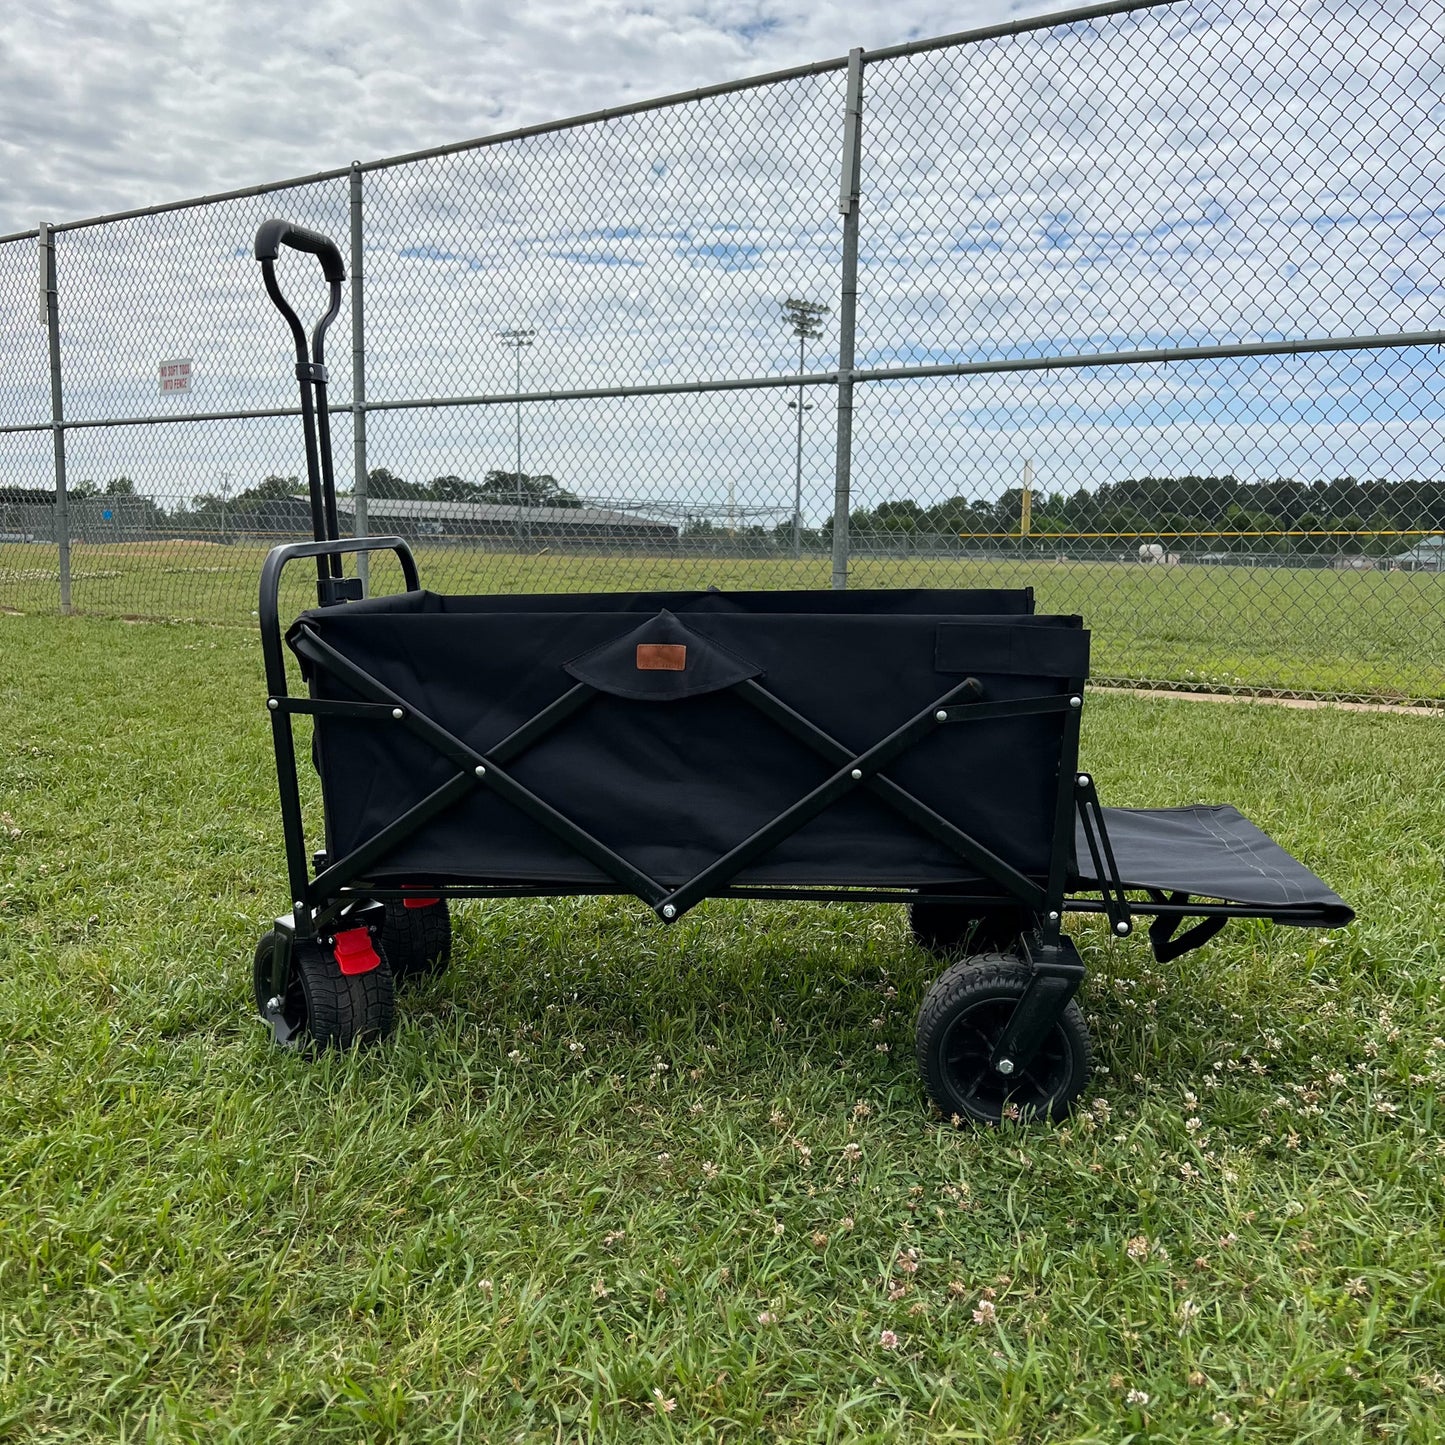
[[636, 643, 687, 671]]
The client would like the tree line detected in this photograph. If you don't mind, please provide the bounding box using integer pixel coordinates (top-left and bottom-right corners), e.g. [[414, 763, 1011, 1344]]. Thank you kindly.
[[2, 468, 582, 516], [835, 475, 1445, 555], [185, 468, 585, 516], [2, 478, 139, 504]]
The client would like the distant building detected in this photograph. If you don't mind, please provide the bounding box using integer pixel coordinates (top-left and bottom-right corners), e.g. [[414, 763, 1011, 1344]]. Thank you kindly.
[[1393, 537, 1445, 573], [335, 496, 678, 543], [211, 495, 315, 535]]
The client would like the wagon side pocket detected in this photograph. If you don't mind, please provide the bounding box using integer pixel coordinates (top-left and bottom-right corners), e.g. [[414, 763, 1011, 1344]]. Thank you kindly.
[[933, 621, 1090, 682]]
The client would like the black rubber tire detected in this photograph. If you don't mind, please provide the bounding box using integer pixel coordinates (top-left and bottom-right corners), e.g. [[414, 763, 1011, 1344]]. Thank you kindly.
[[379, 899, 452, 982], [908, 899, 1036, 958], [916, 955, 1091, 1124], [253, 931, 396, 1050]]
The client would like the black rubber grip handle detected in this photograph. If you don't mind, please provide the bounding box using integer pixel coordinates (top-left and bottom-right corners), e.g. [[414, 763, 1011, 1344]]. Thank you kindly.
[[253, 219, 345, 284]]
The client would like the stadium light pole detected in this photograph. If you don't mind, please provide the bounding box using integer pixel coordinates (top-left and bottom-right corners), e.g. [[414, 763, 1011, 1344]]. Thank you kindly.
[[780, 298, 829, 559], [498, 328, 534, 546]]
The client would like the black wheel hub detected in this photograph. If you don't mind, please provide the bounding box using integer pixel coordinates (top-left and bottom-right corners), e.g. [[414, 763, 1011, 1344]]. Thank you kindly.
[[938, 996, 1072, 1118]]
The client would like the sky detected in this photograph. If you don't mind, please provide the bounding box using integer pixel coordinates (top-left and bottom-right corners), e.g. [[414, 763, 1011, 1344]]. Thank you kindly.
[[0, 0, 1080, 234], [1, 0, 1442, 525]]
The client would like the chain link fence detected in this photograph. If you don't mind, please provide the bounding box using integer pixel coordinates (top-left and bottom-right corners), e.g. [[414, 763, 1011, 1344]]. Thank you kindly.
[[1, 0, 1441, 703]]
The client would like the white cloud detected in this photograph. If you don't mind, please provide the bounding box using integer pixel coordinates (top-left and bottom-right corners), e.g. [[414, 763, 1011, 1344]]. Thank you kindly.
[[0, 0, 1066, 233], [1, 0, 1442, 524]]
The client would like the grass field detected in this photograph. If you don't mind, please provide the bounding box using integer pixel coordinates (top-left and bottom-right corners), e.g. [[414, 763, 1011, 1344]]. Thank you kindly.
[[2, 610, 1443, 1440], [2, 539, 1443, 703]]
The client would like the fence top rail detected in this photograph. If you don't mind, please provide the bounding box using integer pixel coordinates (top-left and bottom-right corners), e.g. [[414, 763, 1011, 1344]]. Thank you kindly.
[[31, 0, 1183, 238], [0, 227, 40, 245], [863, 0, 1187, 62]]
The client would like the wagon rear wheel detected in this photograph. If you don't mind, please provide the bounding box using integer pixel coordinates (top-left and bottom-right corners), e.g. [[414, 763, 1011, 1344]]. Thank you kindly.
[[380, 898, 452, 983], [916, 956, 1091, 1124], [908, 899, 1036, 958], [253, 930, 396, 1051]]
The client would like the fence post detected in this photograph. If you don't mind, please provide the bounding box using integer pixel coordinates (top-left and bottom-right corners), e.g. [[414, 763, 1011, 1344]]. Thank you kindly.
[[39, 222, 71, 614], [349, 162, 370, 592], [830, 47, 864, 591]]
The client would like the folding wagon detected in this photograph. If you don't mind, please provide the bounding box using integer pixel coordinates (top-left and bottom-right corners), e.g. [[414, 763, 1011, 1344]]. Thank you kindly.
[[249, 221, 1353, 1122]]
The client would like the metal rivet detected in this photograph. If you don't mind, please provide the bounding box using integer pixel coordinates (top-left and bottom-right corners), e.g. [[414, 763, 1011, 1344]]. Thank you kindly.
[[293, 900, 305, 913], [267, 697, 279, 710], [474, 765, 486, 777], [1069, 695, 1082, 708], [934, 710, 948, 722], [1077, 773, 1091, 788], [1115, 921, 1131, 936], [265, 995, 283, 1014], [996, 1058, 1015, 1076], [662, 904, 676, 919], [850, 768, 862, 780], [391, 707, 404, 720], [1048, 910, 1060, 922]]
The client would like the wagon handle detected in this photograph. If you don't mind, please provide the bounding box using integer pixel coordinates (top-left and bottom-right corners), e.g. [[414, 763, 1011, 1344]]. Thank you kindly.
[[253, 221, 346, 354], [253, 219, 347, 587], [254, 219, 346, 283]]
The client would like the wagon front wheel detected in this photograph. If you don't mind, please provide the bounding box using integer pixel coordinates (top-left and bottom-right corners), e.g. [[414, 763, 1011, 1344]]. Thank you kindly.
[[916, 956, 1091, 1124], [380, 898, 452, 983], [253, 930, 396, 1050], [254, 932, 305, 1045]]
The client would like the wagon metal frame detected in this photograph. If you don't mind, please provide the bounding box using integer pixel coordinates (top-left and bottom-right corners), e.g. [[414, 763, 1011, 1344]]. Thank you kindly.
[[250, 220, 1351, 1119]]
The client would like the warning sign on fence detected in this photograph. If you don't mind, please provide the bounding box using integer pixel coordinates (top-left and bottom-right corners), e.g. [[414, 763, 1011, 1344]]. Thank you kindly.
[[158, 358, 192, 395]]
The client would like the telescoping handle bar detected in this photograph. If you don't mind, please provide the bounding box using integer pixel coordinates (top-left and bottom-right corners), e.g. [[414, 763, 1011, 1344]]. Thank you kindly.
[[254, 219, 348, 602]]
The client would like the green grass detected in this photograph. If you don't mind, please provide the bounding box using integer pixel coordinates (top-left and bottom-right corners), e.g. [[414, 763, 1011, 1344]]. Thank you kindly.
[[2, 540, 1443, 702], [2, 611, 1444, 1441]]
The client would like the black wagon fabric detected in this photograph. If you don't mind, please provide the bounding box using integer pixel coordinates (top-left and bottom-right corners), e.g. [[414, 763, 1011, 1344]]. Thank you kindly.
[[291, 594, 1087, 891], [1077, 806, 1353, 924], [324, 585, 1036, 623]]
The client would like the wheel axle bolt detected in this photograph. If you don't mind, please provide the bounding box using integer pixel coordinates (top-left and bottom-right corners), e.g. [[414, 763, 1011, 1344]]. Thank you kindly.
[[661, 904, 676, 919], [265, 996, 283, 1014], [996, 1058, 1015, 1076], [1115, 921, 1131, 936]]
